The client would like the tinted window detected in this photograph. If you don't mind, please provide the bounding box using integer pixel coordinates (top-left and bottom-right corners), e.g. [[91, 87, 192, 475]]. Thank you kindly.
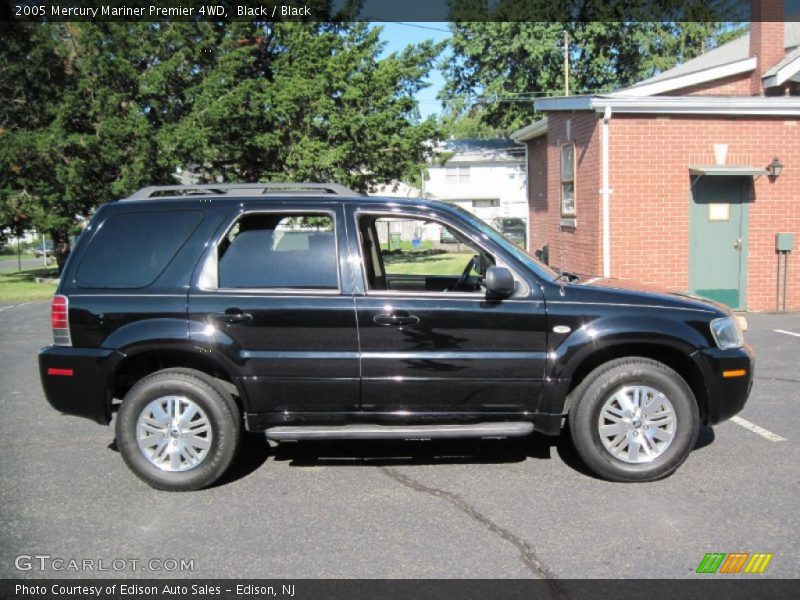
[[217, 213, 337, 289], [76, 210, 203, 289]]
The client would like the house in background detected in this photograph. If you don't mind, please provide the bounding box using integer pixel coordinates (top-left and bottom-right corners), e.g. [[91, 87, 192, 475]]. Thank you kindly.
[[513, 0, 800, 311], [371, 138, 529, 247], [424, 138, 528, 245]]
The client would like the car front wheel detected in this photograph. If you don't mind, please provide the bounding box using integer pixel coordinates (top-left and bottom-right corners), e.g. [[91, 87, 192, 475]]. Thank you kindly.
[[567, 358, 700, 482], [115, 368, 241, 491]]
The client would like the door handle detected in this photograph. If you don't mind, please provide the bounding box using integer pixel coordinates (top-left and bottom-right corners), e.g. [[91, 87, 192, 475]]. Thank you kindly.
[[734, 238, 742, 251], [209, 309, 252, 325], [374, 312, 419, 328]]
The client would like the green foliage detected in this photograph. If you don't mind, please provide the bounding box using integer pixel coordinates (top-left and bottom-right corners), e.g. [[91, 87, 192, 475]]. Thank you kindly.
[[164, 22, 443, 193], [0, 21, 443, 236], [438, 98, 501, 139], [441, 21, 745, 133], [0, 190, 44, 243]]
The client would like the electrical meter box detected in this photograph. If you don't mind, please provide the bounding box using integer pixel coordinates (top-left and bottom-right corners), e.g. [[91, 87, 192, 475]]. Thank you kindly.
[[776, 232, 794, 252]]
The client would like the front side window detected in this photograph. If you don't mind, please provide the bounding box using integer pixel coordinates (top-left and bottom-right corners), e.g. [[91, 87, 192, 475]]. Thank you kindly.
[[358, 214, 493, 294], [561, 143, 576, 217], [216, 212, 337, 289]]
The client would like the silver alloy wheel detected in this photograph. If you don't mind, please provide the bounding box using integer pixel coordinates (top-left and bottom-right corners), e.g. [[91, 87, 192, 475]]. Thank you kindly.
[[136, 396, 213, 472], [597, 385, 676, 464]]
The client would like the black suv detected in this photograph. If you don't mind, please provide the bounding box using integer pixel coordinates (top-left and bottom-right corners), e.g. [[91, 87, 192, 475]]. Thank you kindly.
[[39, 183, 753, 490]]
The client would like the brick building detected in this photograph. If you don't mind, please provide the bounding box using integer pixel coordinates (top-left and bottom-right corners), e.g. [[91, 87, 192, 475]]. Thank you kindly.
[[512, 2, 800, 311]]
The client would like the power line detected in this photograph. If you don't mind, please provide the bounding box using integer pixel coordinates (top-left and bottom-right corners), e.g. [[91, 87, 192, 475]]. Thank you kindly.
[[474, 88, 616, 103], [368, 20, 452, 34]]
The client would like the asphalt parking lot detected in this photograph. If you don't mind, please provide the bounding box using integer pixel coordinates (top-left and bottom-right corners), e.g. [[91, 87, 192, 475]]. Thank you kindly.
[[1, 302, 798, 579]]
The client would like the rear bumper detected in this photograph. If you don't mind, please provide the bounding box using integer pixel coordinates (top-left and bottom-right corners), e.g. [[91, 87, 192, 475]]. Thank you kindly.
[[38, 346, 124, 425], [691, 344, 754, 425]]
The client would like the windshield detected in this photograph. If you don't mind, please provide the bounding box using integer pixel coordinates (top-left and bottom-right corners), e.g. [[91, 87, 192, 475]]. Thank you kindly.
[[449, 205, 559, 281]]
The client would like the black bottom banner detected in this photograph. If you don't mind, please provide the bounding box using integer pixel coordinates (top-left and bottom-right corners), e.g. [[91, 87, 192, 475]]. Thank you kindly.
[[3, 579, 800, 600]]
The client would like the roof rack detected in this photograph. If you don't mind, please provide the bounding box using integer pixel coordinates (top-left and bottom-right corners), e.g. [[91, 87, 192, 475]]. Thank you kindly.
[[126, 182, 359, 200]]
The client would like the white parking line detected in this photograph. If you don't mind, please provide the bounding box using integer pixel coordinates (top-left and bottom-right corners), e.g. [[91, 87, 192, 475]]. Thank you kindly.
[[774, 329, 800, 338], [730, 416, 787, 442], [0, 302, 31, 312]]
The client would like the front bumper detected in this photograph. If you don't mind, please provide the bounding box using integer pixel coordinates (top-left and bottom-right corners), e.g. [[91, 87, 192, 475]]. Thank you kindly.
[[691, 343, 754, 425], [38, 346, 124, 425]]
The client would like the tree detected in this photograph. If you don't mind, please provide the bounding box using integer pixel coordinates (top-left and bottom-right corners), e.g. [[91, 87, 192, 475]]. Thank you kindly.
[[0, 190, 44, 269], [1, 20, 443, 238], [441, 21, 745, 134], [164, 22, 443, 193], [0, 22, 186, 239]]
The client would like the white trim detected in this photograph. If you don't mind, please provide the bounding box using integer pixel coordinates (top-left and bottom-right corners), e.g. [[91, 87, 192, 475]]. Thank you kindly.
[[592, 96, 800, 116], [601, 107, 612, 279], [609, 57, 756, 97], [534, 95, 800, 116], [511, 118, 548, 142], [762, 53, 800, 87], [524, 142, 532, 253]]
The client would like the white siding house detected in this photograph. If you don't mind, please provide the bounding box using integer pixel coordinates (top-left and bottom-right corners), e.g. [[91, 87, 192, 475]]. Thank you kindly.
[[424, 139, 527, 225]]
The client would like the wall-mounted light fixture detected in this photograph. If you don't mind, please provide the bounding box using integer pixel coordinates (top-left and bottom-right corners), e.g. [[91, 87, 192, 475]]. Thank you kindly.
[[767, 157, 784, 178]]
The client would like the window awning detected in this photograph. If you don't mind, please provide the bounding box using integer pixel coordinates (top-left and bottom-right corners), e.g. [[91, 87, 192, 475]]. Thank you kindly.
[[688, 165, 769, 177]]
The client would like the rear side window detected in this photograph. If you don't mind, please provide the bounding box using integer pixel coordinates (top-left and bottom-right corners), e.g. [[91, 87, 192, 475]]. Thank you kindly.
[[76, 211, 203, 288], [217, 212, 337, 289]]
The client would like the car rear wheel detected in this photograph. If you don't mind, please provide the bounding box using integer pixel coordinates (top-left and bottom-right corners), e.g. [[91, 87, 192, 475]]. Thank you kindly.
[[567, 358, 699, 482], [116, 368, 241, 491]]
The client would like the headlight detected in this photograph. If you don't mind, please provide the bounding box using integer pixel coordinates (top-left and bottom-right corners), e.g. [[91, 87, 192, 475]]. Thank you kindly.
[[710, 316, 744, 350]]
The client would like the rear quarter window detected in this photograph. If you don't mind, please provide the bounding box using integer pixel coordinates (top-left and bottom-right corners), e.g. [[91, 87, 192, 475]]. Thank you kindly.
[[76, 210, 203, 289]]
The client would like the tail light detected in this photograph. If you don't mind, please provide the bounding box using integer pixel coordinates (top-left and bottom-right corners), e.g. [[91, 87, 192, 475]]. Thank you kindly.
[[51, 295, 72, 346]]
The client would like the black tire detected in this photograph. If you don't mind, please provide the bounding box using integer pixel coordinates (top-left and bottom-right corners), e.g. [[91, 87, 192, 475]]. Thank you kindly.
[[115, 368, 241, 491], [567, 358, 700, 482]]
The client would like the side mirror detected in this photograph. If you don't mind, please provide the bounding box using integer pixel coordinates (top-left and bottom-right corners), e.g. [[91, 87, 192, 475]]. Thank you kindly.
[[485, 266, 515, 300]]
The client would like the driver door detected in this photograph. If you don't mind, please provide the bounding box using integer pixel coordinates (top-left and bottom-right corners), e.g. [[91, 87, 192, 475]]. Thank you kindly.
[[349, 207, 547, 414]]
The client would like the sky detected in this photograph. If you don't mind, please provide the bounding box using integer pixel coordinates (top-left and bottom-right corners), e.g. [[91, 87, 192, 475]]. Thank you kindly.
[[374, 22, 452, 119]]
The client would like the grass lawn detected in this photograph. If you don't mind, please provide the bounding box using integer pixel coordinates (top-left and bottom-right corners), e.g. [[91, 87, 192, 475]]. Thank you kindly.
[[0, 266, 59, 302], [0, 253, 36, 262], [383, 252, 474, 276]]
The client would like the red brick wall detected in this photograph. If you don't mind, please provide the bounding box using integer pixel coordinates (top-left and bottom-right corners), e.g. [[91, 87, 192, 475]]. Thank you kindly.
[[526, 112, 601, 276], [608, 114, 800, 311], [669, 72, 753, 97], [527, 135, 548, 253], [749, 0, 786, 94]]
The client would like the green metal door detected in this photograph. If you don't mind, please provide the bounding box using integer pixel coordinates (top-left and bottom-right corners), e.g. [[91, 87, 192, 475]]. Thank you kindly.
[[689, 176, 748, 309]]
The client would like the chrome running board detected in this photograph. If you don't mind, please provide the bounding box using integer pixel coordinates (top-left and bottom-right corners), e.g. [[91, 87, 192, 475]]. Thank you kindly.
[[264, 422, 533, 441]]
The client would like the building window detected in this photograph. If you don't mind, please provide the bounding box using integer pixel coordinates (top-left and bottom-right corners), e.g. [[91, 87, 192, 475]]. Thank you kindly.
[[472, 199, 499, 208], [445, 165, 471, 184], [560, 143, 576, 217]]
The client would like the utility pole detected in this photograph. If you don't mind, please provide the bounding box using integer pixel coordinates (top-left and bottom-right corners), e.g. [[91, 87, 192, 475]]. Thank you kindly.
[[563, 30, 570, 96]]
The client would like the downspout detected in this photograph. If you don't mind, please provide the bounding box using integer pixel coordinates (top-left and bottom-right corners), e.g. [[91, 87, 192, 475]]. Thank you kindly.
[[524, 142, 531, 253], [601, 106, 612, 278]]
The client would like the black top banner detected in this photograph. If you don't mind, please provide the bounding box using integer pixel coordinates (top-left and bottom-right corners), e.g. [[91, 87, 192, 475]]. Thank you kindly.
[[4, 0, 797, 23]]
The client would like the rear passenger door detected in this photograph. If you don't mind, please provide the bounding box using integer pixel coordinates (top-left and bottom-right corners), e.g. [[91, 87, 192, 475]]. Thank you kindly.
[[188, 204, 360, 415]]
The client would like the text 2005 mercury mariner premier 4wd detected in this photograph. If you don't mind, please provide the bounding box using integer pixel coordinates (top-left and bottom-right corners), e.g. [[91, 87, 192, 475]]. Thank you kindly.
[[38, 183, 753, 490]]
